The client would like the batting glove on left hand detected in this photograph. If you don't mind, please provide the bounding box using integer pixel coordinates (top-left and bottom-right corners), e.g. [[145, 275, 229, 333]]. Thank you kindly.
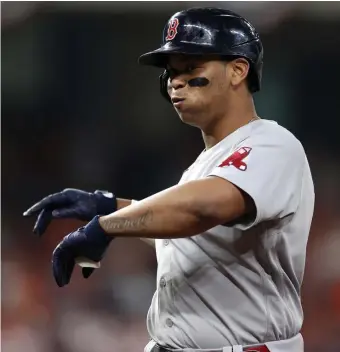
[[52, 216, 113, 287], [23, 188, 116, 237]]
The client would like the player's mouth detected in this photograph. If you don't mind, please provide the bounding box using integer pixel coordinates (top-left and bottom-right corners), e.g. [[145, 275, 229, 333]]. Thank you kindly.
[[171, 96, 185, 108]]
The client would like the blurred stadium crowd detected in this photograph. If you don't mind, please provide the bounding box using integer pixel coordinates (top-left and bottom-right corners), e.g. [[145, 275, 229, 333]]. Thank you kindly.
[[2, 2, 340, 352]]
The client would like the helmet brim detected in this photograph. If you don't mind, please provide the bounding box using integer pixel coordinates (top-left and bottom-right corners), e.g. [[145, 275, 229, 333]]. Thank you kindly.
[[138, 44, 220, 67], [138, 49, 174, 67]]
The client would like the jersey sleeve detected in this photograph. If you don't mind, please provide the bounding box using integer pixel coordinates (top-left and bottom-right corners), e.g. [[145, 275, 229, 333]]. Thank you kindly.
[[208, 135, 305, 229]]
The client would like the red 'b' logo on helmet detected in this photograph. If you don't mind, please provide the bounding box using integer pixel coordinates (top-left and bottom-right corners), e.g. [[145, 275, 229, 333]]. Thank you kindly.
[[166, 18, 179, 41]]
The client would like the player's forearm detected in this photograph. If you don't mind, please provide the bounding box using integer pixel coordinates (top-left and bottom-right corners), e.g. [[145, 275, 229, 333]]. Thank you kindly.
[[116, 198, 155, 247], [99, 183, 204, 239], [116, 198, 132, 210], [99, 178, 249, 239]]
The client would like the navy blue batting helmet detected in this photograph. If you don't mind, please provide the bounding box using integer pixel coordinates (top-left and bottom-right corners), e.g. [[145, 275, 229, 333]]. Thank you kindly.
[[138, 7, 263, 102]]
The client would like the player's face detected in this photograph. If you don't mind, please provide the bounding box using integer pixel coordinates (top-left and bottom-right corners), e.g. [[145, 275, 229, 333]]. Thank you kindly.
[[166, 55, 239, 127]]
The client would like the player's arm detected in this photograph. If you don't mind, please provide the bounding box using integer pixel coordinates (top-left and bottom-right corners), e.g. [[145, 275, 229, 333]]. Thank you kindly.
[[118, 199, 155, 247], [24, 191, 156, 247], [98, 177, 254, 239], [23, 191, 148, 240], [116, 198, 133, 209]]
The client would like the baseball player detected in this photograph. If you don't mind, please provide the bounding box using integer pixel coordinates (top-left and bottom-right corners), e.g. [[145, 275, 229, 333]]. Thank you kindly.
[[23, 8, 314, 352]]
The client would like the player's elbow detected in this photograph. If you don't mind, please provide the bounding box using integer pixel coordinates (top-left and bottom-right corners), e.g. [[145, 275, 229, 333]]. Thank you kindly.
[[193, 177, 254, 226]]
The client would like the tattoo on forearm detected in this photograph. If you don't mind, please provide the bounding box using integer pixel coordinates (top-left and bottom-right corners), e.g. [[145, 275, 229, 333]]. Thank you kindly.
[[104, 210, 153, 232]]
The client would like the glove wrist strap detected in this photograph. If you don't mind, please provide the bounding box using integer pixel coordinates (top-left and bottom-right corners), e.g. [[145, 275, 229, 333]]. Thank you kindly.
[[86, 215, 113, 244], [94, 191, 117, 215]]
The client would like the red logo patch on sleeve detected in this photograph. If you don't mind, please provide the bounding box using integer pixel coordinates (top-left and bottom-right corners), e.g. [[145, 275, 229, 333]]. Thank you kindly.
[[218, 147, 252, 171]]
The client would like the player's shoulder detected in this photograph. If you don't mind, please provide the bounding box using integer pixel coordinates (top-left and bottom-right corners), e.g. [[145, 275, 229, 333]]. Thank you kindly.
[[250, 119, 305, 156]]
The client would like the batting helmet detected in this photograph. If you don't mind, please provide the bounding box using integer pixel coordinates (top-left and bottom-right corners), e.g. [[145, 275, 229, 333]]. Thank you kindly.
[[138, 7, 263, 102]]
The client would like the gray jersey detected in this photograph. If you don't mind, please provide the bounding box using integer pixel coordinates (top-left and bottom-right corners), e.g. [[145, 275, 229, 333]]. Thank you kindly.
[[146, 120, 314, 349]]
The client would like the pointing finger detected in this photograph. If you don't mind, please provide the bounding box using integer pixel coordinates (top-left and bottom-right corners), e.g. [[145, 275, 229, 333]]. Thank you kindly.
[[23, 193, 68, 216], [33, 208, 53, 237]]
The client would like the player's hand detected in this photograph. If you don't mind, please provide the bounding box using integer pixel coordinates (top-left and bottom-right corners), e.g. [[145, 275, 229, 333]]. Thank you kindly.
[[23, 189, 117, 237], [52, 215, 113, 287]]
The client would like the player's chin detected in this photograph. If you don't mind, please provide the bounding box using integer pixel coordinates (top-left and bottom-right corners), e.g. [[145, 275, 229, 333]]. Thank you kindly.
[[176, 110, 201, 127], [174, 101, 200, 119]]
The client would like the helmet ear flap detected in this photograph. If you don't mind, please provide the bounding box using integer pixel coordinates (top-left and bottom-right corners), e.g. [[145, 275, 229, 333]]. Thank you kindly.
[[159, 70, 172, 103]]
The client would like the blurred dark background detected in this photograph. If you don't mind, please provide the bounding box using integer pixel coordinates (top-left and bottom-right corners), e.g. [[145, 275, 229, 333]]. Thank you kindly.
[[1, 2, 340, 351]]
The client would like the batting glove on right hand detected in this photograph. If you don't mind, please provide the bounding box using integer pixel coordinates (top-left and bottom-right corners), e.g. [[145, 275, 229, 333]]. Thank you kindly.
[[23, 188, 117, 237], [52, 216, 113, 286]]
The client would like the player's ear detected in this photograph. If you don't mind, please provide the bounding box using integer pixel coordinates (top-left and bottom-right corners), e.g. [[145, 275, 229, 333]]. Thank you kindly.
[[230, 58, 249, 87]]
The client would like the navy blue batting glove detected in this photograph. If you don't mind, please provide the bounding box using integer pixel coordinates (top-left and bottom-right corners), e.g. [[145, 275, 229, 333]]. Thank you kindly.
[[23, 188, 117, 237], [52, 215, 113, 287]]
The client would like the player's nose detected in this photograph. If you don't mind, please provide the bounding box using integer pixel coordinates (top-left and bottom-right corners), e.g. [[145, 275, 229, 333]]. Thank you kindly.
[[168, 76, 187, 91]]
